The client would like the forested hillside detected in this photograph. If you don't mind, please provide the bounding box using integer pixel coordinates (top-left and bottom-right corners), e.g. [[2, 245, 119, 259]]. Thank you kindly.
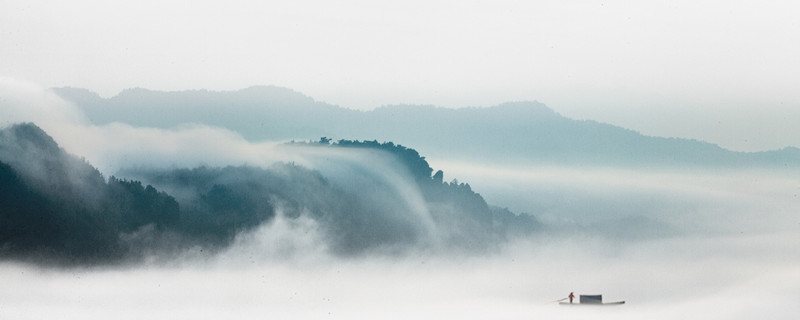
[[0, 123, 538, 265]]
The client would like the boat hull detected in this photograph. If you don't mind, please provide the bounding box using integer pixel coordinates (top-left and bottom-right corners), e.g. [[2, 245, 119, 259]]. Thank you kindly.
[[559, 301, 625, 306]]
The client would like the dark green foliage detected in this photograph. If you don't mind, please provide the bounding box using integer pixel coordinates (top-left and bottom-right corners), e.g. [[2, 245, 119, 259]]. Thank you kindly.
[[0, 161, 57, 252], [0, 159, 121, 264], [144, 166, 280, 245], [331, 139, 434, 182], [132, 163, 425, 255], [106, 177, 180, 232], [490, 207, 540, 237], [0, 160, 184, 265], [122, 139, 540, 255], [305, 139, 540, 249], [0, 124, 181, 265], [432, 170, 444, 184], [0, 124, 540, 264]]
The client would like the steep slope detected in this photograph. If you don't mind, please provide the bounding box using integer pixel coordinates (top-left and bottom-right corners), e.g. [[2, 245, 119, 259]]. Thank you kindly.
[[0, 123, 179, 264]]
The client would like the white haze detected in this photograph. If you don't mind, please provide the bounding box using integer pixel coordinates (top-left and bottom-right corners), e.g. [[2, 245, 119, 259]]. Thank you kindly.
[[1, 78, 799, 319], [1, 77, 295, 173], [3, 1, 800, 152], [1, 226, 797, 319], [429, 160, 800, 236]]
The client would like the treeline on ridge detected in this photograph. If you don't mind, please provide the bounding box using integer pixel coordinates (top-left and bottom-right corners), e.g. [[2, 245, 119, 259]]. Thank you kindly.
[[0, 124, 539, 265]]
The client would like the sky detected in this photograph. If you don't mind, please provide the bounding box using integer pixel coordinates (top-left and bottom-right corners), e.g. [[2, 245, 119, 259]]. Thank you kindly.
[[2, 0, 799, 152]]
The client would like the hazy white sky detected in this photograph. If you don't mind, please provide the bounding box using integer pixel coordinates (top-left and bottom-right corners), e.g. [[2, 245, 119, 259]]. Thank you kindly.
[[2, 0, 799, 151]]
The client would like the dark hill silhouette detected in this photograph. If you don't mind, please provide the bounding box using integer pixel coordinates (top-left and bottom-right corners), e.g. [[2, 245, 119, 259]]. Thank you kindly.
[[0, 123, 179, 264], [0, 123, 538, 265], [52, 87, 800, 168]]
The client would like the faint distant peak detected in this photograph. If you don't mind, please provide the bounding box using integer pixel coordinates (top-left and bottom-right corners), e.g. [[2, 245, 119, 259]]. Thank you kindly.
[[764, 146, 800, 157], [237, 85, 304, 95], [372, 104, 442, 113], [235, 85, 318, 104], [116, 87, 154, 96], [51, 86, 161, 101], [373, 101, 557, 114], [494, 101, 559, 116], [107, 85, 312, 98], [366, 101, 564, 128], [86, 85, 321, 106], [50, 87, 103, 103]]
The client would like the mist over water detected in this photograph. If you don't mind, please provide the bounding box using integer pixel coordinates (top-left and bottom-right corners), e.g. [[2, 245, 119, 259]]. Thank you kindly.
[[431, 161, 800, 236], [1, 81, 799, 319], [3, 163, 797, 319], [2, 231, 797, 319]]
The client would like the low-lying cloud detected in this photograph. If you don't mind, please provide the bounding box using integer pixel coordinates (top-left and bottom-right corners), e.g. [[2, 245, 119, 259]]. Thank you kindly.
[[430, 160, 800, 237], [1, 77, 294, 174], [2, 231, 797, 320], [1, 78, 798, 319], [0, 77, 88, 129], [0, 80, 533, 261]]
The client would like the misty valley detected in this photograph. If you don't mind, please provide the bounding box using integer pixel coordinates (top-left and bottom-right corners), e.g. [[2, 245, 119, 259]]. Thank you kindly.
[[1, 87, 798, 319]]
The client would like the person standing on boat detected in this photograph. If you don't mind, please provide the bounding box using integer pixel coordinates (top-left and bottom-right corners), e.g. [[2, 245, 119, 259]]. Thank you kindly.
[[568, 292, 575, 303]]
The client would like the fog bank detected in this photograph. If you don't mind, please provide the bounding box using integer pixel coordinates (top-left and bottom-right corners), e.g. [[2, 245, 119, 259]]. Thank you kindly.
[[430, 160, 800, 238], [2, 78, 798, 319], [2, 231, 797, 320]]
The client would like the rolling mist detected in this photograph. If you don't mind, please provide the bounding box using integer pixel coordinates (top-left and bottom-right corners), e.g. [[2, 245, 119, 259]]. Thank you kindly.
[[1, 81, 799, 319]]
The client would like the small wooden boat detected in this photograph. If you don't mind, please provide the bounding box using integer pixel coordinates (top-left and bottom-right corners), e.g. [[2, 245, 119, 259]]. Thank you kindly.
[[559, 294, 625, 306]]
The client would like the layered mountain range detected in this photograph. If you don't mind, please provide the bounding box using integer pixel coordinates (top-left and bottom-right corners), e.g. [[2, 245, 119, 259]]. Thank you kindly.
[[2, 86, 798, 265], [53, 86, 800, 167]]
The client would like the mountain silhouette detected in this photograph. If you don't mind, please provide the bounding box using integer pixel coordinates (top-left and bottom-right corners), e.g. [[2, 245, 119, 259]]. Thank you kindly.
[[0, 123, 538, 265], [53, 86, 800, 167]]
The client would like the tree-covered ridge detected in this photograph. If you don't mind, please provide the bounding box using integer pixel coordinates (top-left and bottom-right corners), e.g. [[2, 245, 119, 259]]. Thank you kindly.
[[0, 124, 181, 264], [0, 161, 180, 264], [132, 164, 356, 251], [316, 137, 434, 182], [0, 124, 539, 265], [303, 138, 541, 246]]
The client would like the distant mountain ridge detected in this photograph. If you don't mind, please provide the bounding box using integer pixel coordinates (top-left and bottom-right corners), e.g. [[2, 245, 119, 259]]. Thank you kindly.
[[52, 86, 800, 168]]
